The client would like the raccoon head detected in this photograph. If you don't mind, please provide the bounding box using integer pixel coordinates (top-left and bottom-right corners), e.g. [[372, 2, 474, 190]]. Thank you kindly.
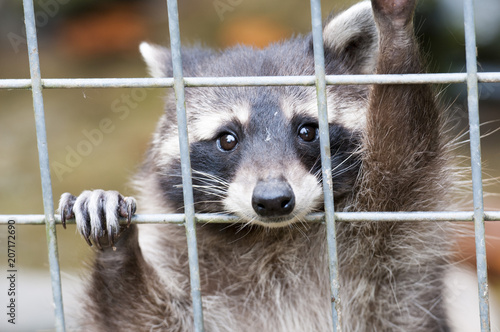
[[140, 1, 376, 227]]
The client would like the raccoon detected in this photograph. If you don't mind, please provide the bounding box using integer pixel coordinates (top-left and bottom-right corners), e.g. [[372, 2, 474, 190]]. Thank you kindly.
[[59, 0, 456, 331]]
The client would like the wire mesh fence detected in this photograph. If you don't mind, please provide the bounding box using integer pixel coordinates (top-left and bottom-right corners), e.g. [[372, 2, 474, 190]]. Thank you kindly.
[[1, 0, 499, 331]]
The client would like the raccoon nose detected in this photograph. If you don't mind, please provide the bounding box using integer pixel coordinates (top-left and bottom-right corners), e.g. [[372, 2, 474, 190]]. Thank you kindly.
[[252, 179, 295, 217]]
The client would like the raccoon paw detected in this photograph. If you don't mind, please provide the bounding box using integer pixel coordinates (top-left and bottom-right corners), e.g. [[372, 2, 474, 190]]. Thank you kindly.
[[371, 0, 416, 28], [58, 190, 136, 249]]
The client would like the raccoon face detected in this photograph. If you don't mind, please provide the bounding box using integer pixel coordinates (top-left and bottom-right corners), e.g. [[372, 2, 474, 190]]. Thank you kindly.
[[149, 88, 361, 227], [140, 1, 375, 227], [215, 99, 361, 227]]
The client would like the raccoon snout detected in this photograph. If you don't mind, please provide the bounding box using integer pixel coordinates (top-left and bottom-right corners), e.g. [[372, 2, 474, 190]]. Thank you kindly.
[[252, 178, 295, 218]]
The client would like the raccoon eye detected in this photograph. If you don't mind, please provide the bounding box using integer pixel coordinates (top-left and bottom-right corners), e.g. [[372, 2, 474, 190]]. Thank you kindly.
[[298, 124, 318, 142], [217, 133, 238, 152]]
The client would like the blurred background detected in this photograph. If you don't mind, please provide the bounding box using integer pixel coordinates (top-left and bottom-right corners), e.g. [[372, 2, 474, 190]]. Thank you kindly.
[[0, 0, 499, 330]]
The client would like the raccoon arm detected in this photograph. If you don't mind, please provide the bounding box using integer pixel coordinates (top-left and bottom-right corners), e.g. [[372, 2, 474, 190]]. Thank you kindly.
[[358, 0, 442, 211], [58, 190, 136, 248]]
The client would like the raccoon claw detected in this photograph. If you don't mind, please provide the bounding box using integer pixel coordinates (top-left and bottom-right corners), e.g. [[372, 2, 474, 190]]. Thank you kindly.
[[83, 235, 93, 247], [94, 237, 103, 250], [127, 205, 132, 227], [119, 196, 136, 227], [59, 193, 77, 229], [58, 190, 137, 248]]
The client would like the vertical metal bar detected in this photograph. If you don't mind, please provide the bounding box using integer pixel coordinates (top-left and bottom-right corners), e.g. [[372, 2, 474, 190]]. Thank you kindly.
[[165, 0, 205, 331], [309, 0, 341, 330], [22, 0, 66, 331], [463, 0, 491, 331]]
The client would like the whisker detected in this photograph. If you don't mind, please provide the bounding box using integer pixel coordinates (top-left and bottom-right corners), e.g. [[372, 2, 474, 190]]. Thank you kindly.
[[230, 225, 255, 243]]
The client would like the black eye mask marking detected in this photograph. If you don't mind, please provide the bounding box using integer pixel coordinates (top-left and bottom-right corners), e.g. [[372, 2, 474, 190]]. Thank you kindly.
[[292, 116, 361, 198], [159, 115, 360, 213], [159, 122, 244, 213]]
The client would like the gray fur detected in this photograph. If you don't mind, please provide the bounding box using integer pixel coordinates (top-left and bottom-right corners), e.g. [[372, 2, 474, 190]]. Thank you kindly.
[[59, 1, 457, 331]]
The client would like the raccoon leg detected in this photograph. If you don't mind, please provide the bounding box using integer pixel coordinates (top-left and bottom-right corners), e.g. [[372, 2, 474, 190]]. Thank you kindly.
[[338, 1, 451, 331], [60, 192, 194, 330], [59, 190, 136, 248], [359, 0, 442, 211]]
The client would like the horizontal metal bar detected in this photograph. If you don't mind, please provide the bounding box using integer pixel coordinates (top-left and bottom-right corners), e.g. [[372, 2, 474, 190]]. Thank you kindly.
[[2, 211, 500, 225], [0, 79, 32, 89], [479, 72, 500, 83], [1, 72, 500, 90]]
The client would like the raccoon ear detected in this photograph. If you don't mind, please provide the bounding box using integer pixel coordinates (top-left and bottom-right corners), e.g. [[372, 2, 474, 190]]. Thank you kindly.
[[322, 1, 378, 74], [140, 42, 173, 78]]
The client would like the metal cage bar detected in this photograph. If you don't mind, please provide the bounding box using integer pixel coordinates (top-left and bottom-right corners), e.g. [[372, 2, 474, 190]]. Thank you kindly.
[[309, 0, 341, 329], [3, 211, 500, 225], [2, 0, 498, 331], [463, 0, 491, 330], [21, 0, 66, 331], [2, 72, 500, 90], [165, 0, 205, 331]]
